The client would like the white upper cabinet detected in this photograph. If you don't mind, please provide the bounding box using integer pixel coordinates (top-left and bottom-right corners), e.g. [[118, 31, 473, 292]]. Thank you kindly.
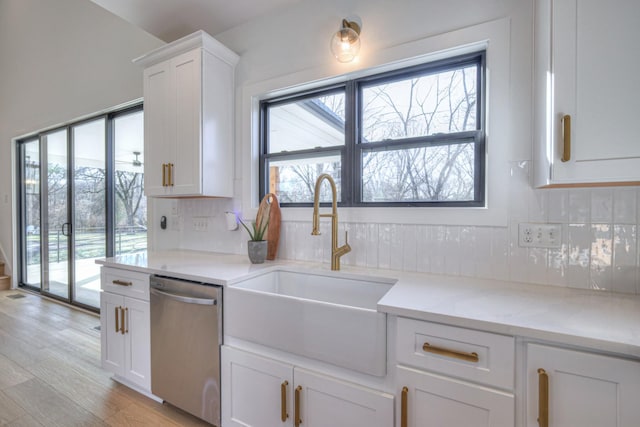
[[135, 31, 239, 197], [533, 0, 640, 187]]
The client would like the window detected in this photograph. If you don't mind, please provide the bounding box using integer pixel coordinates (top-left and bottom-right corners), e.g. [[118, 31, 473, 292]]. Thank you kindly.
[[260, 52, 485, 207]]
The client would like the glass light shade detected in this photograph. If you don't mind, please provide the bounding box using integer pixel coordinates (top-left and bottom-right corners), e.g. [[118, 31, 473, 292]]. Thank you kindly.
[[330, 27, 360, 63]]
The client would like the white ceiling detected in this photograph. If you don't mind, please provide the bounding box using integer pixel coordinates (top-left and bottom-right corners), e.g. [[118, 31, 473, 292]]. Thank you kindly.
[[90, 0, 301, 42]]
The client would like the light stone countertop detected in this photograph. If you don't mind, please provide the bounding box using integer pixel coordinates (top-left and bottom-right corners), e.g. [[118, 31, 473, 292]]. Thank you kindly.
[[97, 250, 640, 359]]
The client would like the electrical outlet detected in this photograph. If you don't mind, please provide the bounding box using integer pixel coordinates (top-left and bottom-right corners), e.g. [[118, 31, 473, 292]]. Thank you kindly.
[[518, 223, 562, 248], [192, 217, 210, 232]]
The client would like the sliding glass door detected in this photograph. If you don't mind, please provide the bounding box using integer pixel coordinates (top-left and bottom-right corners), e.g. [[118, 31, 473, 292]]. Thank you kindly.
[[72, 118, 106, 307], [42, 128, 71, 300], [17, 105, 145, 311]]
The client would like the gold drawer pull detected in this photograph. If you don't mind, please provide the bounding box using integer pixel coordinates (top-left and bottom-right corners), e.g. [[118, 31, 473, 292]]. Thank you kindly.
[[422, 342, 479, 363], [538, 368, 549, 427], [294, 385, 302, 427], [561, 114, 571, 162], [115, 307, 120, 333], [112, 279, 133, 287], [401, 386, 408, 427], [281, 381, 289, 421]]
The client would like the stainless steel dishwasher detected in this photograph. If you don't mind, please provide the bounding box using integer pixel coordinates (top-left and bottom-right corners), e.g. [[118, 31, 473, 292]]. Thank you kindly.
[[150, 275, 222, 426]]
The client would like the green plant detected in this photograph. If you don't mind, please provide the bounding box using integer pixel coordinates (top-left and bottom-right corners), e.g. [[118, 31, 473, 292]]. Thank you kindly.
[[239, 217, 269, 241]]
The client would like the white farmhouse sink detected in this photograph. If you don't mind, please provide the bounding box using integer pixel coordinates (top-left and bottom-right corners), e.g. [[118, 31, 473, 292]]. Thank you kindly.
[[224, 269, 395, 376]]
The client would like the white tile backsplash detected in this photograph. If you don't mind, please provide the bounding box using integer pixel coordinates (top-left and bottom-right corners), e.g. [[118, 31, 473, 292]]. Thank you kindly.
[[163, 161, 640, 295]]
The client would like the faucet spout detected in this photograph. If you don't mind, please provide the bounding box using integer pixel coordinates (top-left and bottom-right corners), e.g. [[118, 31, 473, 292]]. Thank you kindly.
[[311, 174, 351, 270]]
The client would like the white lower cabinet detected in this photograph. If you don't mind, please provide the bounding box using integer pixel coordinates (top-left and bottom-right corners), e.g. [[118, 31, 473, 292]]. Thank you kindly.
[[395, 318, 515, 427], [396, 366, 514, 427], [100, 268, 151, 392], [221, 346, 393, 427], [526, 343, 640, 427]]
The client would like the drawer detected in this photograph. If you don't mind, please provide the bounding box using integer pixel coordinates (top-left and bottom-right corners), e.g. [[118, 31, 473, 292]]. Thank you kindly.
[[396, 317, 514, 390], [101, 267, 150, 301]]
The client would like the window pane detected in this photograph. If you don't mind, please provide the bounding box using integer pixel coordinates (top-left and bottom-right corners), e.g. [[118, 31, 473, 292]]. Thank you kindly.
[[362, 143, 475, 202], [45, 129, 69, 299], [268, 93, 345, 153], [268, 155, 341, 203], [73, 118, 105, 308], [114, 110, 147, 255], [362, 65, 477, 142], [24, 140, 41, 287]]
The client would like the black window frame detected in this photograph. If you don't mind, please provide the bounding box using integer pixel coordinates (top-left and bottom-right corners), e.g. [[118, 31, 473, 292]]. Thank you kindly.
[[260, 51, 486, 208]]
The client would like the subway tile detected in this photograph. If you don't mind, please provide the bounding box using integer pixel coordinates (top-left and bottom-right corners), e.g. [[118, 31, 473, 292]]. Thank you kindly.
[[547, 223, 569, 287], [547, 189, 569, 223], [567, 224, 591, 289], [352, 222, 368, 267], [388, 224, 404, 271], [590, 189, 613, 224], [508, 220, 529, 283], [490, 227, 509, 281], [568, 190, 590, 223], [444, 226, 461, 276], [508, 161, 530, 221], [474, 227, 493, 279], [459, 226, 476, 278], [415, 225, 431, 273], [526, 247, 548, 285], [529, 190, 548, 222], [613, 188, 637, 224], [377, 224, 392, 270], [430, 225, 447, 275], [589, 224, 612, 291], [612, 225, 638, 294], [401, 225, 418, 273], [365, 223, 379, 268]]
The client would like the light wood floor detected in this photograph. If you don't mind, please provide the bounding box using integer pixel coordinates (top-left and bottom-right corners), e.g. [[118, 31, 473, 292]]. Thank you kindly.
[[0, 289, 211, 426]]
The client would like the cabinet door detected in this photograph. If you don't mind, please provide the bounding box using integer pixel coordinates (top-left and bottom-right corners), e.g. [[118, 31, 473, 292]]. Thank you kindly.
[[100, 292, 124, 376], [221, 346, 294, 427], [527, 344, 640, 427], [295, 368, 393, 427], [143, 59, 172, 196], [397, 366, 514, 427], [123, 297, 151, 390], [534, 0, 640, 186], [170, 49, 202, 196]]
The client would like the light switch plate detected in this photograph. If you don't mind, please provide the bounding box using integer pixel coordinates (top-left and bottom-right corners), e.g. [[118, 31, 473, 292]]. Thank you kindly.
[[518, 223, 562, 248]]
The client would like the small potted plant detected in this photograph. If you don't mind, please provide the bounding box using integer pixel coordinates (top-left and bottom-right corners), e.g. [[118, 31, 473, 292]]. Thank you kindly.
[[239, 217, 269, 264]]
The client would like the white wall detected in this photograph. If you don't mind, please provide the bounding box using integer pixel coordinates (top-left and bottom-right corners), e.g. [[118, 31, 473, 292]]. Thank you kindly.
[[149, 0, 640, 295], [0, 0, 163, 278]]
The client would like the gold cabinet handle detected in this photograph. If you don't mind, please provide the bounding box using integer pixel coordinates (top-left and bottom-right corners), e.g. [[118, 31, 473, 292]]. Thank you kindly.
[[281, 381, 289, 422], [168, 163, 174, 187], [115, 307, 120, 333], [401, 386, 408, 427], [162, 163, 167, 186], [112, 279, 132, 287], [561, 114, 571, 162], [124, 307, 128, 334], [120, 306, 126, 335], [422, 342, 479, 363], [294, 385, 302, 427], [538, 368, 549, 427]]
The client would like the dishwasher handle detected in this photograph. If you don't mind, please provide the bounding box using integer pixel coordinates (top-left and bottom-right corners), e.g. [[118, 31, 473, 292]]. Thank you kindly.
[[150, 287, 217, 306]]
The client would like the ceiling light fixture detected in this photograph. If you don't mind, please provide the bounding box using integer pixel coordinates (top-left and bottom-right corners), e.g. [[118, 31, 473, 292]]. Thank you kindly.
[[330, 19, 361, 63]]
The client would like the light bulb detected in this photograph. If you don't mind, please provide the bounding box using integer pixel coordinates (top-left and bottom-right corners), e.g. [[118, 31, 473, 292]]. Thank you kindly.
[[330, 23, 361, 63]]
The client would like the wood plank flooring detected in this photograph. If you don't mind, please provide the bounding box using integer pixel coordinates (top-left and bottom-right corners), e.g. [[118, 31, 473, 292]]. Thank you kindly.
[[0, 290, 211, 426]]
